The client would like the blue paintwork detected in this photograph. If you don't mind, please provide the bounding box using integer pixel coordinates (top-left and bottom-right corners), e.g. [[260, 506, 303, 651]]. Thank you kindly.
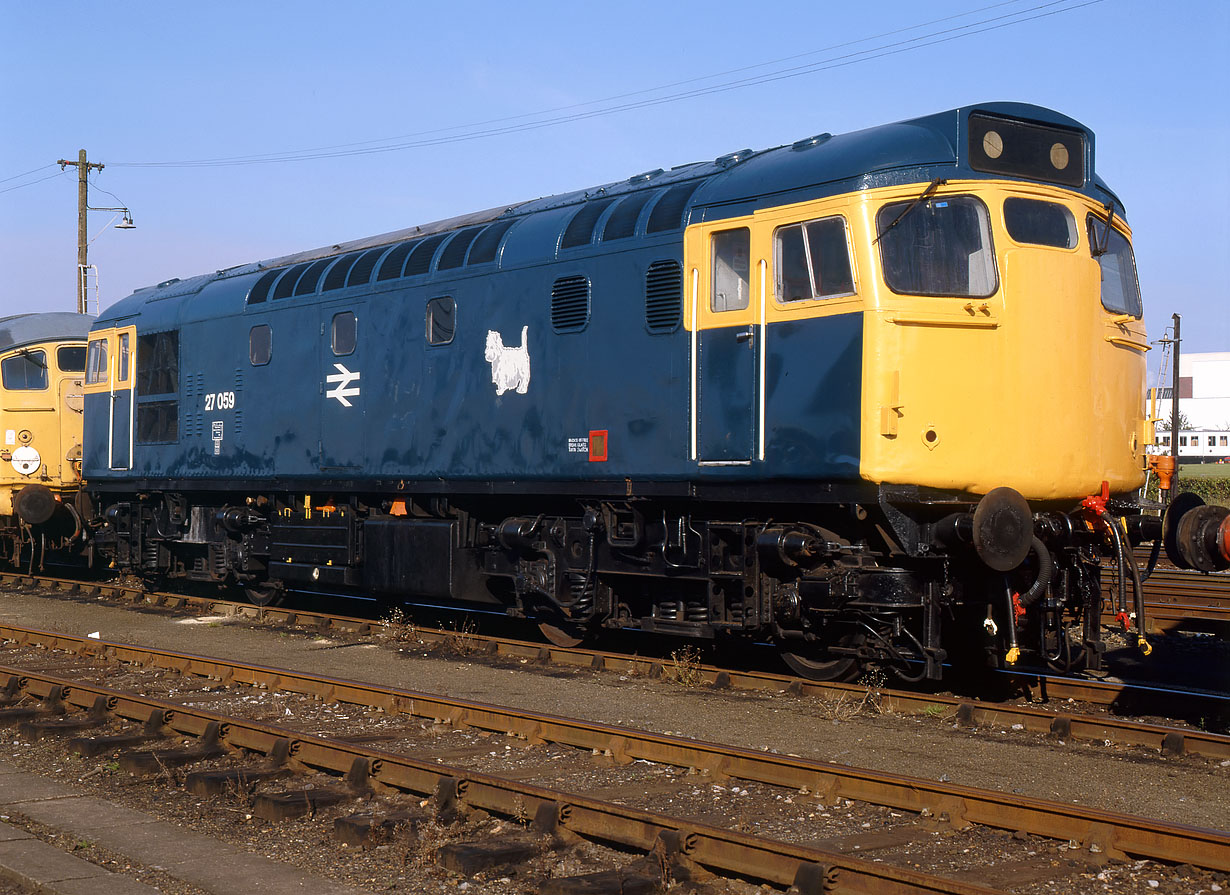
[[84, 104, 1097, 491], [698, 325, 756, 462]]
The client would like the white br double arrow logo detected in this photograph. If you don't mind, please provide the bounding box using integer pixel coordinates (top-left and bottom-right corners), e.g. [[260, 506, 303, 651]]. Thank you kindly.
[[326, 363, 361, 407]]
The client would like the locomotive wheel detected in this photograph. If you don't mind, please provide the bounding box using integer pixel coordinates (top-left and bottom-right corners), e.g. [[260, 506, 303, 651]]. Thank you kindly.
[[780, 632, 864, 682], [243, 583, 285, 607]]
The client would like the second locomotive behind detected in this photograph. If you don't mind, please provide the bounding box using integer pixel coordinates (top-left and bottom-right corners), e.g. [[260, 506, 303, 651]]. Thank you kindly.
[[0, 313, 93, 564], [82, 103, 1230, 680]]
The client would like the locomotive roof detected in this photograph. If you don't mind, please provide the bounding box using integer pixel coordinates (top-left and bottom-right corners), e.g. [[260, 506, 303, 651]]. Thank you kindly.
[[0, 312, 94, 352], [101, 102, 1119, 324]]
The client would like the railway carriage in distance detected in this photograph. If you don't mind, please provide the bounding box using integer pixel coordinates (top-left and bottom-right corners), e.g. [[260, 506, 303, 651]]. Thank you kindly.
[[83, 103, 1230, 681], [0, 313, 93, 563]]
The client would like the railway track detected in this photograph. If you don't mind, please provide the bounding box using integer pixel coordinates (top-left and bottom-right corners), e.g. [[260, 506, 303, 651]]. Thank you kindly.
[[5, 572, 1229, 748], [1103, 559, 1230, 635], [0, 624, 1227, 892]]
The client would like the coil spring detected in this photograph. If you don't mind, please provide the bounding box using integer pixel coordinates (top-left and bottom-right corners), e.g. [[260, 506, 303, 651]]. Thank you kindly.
[[656, 599, 708, 622], [566, 572, 594, 616]]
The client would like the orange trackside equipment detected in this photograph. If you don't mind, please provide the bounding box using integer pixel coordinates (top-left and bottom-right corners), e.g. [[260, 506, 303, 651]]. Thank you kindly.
[[1147, 454, 1176, 492]]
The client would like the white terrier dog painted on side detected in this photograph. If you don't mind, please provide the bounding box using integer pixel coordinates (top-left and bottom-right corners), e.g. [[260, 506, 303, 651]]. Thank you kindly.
[[484, 325, 531, 396]]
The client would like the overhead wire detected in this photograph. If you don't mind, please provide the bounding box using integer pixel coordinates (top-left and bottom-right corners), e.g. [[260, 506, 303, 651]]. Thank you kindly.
[[0, 169, 68, 195], [0, 163, 57, 186], [0, 0, 1103, 181], [104, 0, 1040, 167], [108, 0, 1101, 169]]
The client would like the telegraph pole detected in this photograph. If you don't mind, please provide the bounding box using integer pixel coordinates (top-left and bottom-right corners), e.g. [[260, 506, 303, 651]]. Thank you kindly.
[[56, 150, 105, 314]]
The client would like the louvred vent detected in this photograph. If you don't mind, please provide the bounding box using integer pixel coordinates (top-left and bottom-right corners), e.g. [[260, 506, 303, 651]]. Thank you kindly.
[[646, 181, 702, 233], [551, 275, 590, 332], [644, 260, 683, 332]]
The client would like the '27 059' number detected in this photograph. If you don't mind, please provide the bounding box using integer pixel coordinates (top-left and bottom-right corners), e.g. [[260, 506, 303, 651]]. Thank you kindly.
[[203, 391, 236, 411]]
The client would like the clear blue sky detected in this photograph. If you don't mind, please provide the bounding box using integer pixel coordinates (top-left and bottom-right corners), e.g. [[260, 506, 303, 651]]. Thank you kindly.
[[2, 0, 1227, 369]]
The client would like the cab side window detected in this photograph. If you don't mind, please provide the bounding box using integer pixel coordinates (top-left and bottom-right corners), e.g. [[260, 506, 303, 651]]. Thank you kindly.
[[118, 332, 130, 382], [56, 346, 86, 373], [1088, 215, 1143, 317], [1, 350, 48, 390], [86, 338, 108, 384], [775, 216, 854, 301], [711, 228, 750, 312]]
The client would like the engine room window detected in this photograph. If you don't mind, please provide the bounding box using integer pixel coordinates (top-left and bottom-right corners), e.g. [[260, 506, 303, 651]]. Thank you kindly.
[[136, 400, 178, 444], [85, 338, 108, 385], [711, 227, 750, 312], [426, 297, 455, 345], [137, 332, 179, 396], [1003, 198, 1077, 248], [774, 216, 855, 301], [1088, 215, 1143, 318], [56, 345, 86, 373], [250, 325, 272, 365], [332, 311, 357, 356], [2, 350, 48, 390], [877, 195, 997, 298]]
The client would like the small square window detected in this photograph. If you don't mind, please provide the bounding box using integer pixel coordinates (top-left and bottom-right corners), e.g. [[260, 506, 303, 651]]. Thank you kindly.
[[332, 312, 356, 356], [57, 346, 86, 373], [426, 297, 455, 345], [250, 325, 272, 365]]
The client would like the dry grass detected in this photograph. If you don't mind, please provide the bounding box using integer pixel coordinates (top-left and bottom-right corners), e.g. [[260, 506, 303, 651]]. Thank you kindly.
[[666, 646, 705, 688]]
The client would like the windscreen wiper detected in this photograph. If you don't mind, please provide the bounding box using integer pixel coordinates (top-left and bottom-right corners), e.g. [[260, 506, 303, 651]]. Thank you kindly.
[[1091, 200, 1117, 258], [873, 178, 947, 245]]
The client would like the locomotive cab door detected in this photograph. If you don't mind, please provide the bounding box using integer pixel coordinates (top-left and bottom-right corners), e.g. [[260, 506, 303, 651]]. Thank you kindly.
[[319, 307, 364, 472], [107, 329, 134, 470], [57, 350, 86, 485], [687, 225, 763, 464]]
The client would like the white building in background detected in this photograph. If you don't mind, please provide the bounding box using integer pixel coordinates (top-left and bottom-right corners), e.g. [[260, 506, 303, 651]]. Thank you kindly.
[[1149, 351, 1230, 461]]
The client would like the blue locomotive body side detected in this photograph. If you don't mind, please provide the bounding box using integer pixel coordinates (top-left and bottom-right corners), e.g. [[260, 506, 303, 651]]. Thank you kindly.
[[83, 252, 864, 485], [84, 203, 872, 488], [89, 102, 1099, 490]]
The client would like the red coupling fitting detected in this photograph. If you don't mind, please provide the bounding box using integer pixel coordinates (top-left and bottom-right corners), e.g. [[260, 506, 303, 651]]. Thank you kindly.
[[1115, 611, 1131, 632], [1011, 592, 1026, 624], [1081, 480, 1111, 516]]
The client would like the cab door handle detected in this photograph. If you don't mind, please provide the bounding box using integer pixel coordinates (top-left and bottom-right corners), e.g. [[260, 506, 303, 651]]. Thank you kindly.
[[735, 328, 754, 343]]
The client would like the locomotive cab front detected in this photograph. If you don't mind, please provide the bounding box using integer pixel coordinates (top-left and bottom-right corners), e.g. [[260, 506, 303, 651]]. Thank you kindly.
[[859, 112, 1149, 502]]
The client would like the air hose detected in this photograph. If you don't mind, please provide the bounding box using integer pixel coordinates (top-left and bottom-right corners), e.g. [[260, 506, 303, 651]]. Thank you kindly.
[[1002, 578, 1020, 665], [1118, 516, 1152, 655], [1017, 537, 1054, 608], [1100, 510, 1151, 655]]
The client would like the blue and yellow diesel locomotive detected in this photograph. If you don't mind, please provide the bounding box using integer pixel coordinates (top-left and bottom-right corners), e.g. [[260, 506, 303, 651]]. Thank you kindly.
[[82, 103, 1230, 679]]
